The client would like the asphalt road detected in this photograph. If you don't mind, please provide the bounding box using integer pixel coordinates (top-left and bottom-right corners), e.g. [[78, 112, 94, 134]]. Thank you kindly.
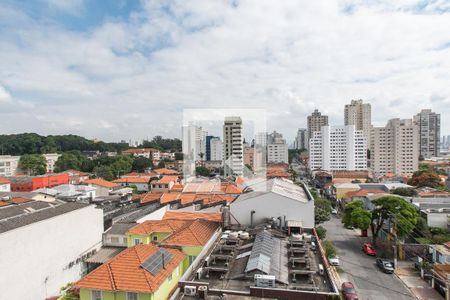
[[323, 215, 415, 300]]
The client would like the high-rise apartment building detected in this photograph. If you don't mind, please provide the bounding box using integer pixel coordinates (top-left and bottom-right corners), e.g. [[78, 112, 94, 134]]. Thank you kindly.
[[307, 109, 328, 142], [294, 128, 308, 150], [413, 109, 440, 158], [210, 137, 223, 161], [309, 125, 367, 171], [344, 99, 372, 145], [223, 117, 244, 177], [267, 131, 288, 164], [370, 118, 419, 177]]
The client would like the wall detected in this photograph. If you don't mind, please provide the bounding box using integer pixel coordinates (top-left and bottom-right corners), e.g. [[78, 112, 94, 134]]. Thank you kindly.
[[32, 173, 69, 190], [0, 205, 103, 300], [80, 289, 151, 300], [426, 213, 449, 229], [230, 192, 315, 228], [127, 232, 171, 247], [0, 183, 10, 192]]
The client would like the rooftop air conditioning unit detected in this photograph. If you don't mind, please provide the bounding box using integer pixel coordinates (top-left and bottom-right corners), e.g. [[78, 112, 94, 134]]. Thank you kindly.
[[198, 285, 208, 299], [254, 274, 276, 288], [184, 285, 197, 296]]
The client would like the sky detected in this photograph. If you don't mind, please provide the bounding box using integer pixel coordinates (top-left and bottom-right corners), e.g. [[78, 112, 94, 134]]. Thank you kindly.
[[0, 0, 449, 143]]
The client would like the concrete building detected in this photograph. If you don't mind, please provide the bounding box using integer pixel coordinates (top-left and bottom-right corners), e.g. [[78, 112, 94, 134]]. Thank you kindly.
[[370, 118, 419, 178], [309, 125, 367, 171], [307, 109, 328, 143], [344, 99, 372, 145], [0, 177, 11, 192], [243, 146, 255, 169], [267, 131, 289, 164], [294, 128, 308, 150], [414, 109, 441, 158], [44, 153, 60, 173], [223, 116, 244, 177], [230, 178, 315, 229], [0, 201, 103, 300], [210, 137, 223, 161], [182, 124, 206, 177], [0, 155, 20, 177]]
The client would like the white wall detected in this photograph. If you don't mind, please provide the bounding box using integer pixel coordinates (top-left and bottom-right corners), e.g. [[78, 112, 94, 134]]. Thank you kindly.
[[0, 205, 103, 300], [0, 183, 10, 192], [230, 193, 314, 228], [426, 213, 448, 229]]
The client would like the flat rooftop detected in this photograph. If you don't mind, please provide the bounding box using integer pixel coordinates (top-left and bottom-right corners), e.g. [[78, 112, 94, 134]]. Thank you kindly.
[[178, 227, 337, 299]]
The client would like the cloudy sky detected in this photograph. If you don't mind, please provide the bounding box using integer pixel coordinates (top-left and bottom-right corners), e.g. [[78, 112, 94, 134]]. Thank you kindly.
[[0, 0, 449, 143]]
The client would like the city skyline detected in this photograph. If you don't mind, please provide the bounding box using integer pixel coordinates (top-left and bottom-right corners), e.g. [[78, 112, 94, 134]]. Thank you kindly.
[[0, 1, 449, 141]]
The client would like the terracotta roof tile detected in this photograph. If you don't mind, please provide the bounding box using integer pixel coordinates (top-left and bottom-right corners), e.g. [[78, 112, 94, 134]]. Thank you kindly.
[[76, 244, 185, 293], [10, 197, 33, 204], [140, 193, 163, 204], [0, 177, 11, 185], [161, 219, 219, 247], [127, 219, 188, 235], [154, 168, 179, 175], [112, 177, 150, 184], [152, 176, 179, 185], [0, 201, 10, 207], [83, 178, 119, 189], [160, 193, 181, 204], [170, 183, 184, 192], [163, 211, 222, 223]]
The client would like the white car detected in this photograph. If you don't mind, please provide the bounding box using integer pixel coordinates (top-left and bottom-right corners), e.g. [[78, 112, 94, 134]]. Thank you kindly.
[[331, 209, 338, 215], [328, 255, 340, 266]]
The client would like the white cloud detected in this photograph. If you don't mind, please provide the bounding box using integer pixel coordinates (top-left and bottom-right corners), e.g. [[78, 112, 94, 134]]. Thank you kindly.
[[0, 85, 12, 103], [0, 0, 449, 141], [46, 0, 84, 15]]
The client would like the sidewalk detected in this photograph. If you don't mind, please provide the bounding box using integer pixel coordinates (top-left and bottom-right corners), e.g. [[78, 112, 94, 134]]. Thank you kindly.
[[395, 261, 442, 300]]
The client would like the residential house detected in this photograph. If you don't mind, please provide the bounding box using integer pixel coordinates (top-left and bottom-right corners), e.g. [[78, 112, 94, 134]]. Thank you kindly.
[[431, 242, 450, 264], [122, 148, 160, 160], [150, 176, 179, 193], [0, 177, 10, 192], [0, 201, 103, 300], [64, 169, 90, 184], [76, 243, 185, 300], [82, 178, 120, 197], [113, 177, 150, 192], [154, 168, 180, 176]]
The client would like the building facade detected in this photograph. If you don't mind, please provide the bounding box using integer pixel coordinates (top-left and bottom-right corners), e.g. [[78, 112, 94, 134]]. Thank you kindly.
[[309, 125, 367, 171], [223, 117, 244, 177], [414, 109, 441, 158], [0, 155, 19, 177], [307, 109, 328, 143], [210, 137, 223, 161], [344, 99, 372, 145], [370, 118, 420, 177], [294, 128, 308, 150]]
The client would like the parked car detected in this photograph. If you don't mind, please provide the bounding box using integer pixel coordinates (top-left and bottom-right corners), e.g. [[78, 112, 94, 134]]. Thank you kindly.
[[329, 255, 340, 266], [376, 258, 394, 274], [331, 208, 338, 215], [341, 281, 359, 300], [362, 243, 377, 256], [345, 224, 354, 230]]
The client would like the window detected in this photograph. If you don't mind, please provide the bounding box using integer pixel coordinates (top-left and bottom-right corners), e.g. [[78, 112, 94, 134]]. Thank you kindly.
[[91, 290, 102, 300], [127, 292, 138, 300], [110, 237, 119, 243], [133, 238, 141, 246], [188, 255, 196, 265], [153, 236, 158, 241]]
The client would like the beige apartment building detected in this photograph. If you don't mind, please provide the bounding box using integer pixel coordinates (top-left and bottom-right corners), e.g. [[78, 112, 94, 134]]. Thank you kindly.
[[307, 109, 328, 142], [370, 118, 419, 178], [345, 99, 372, 145]]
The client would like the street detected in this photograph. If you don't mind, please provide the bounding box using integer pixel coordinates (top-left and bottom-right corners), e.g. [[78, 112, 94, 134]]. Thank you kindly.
[[323, 215, 415, 300]]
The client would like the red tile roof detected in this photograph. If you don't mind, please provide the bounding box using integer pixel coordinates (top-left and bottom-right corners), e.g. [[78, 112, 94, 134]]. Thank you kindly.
[[0, 201, 10, 207], [332, 170, 369, 178], [170, 183, 184, 192], [112, 177, 150, 184], [221, 183, 243, 194], [140, 193, 163, 204], [10, 197, 33, 204], [346, 189, 386, 198], [152, 176, 179, 185], [154, 168, 179, 175], [83, 178, 119, 188], [0, 177, 11, 184], [76, 244, 185, 293], [163, 211, 222, 223], [64, 169, 89, 177], [161, 219, 219, 247], [160, 193, 181, 204], [127, 219, 188, 235]]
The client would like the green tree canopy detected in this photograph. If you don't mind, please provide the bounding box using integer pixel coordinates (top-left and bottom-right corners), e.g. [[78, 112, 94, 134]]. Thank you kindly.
[[196, 166, 210, 177], [342, 200, 365, 227], [315, 198, 332, 225], [55, 151, 85, 172], [132, 157, 153, 172], [19, 154, 47, 175], [93, 165, 114, 181], [392, 187, 418, 197], [351, 207, 372, 230], [371, 196, 418, 243]]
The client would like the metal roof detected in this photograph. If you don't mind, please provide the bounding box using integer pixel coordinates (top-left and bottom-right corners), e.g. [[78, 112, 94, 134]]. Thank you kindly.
[[245, 231, 274, 274], [84, 247, 123, 264]]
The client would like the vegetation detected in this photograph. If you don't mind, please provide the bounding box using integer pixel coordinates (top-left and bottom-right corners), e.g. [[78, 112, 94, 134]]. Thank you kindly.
[[196, 166, 211, 177], [18, 154, 47, 175], [408, 164, 446, 189], [392, 187, 418, 197], [342, 200, 371, 231], [323, 240, 336, 257], [140, 135, 181, 151], [54, 151, 87, 172], [132, 157, 153, 172], [316, 226, 327, 240], [371, 196, 418, 244], [0, 133, 128, 155], [315, 197, 332, 225]]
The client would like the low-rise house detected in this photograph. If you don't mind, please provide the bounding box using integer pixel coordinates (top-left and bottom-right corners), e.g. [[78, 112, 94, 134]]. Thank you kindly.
[[82, 178, 120, 197], [432, 242, 450, 264], [113, 177, 150, 192], [0, 200, 103, 300], [421, 208, 450, 229], [0, 177, 11, 192], [127, 219, 187, 246], [150, 175, 179, 192], [50, 184, 96, 201], [103, 222, 136, 247], [76, 243, 185, 300], [154, 168, 180, 176], [432, 264, 450, 299], [122, 148, 160, 159], [64, 169, 90, 184]]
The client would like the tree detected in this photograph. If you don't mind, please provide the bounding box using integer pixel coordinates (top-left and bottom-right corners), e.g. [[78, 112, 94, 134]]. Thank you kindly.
[[55, 151, 85, 172], [371, 196, 418, 244], [93, 165, 114, 181], [351, 207, 372, 231], [19, 154, 47, 175], [157, 160, 166, 168], [323, 240, 336, 257], [110, 156, 133, 177], [315, 198, 332, 225], [132, 157, 153, 172], [316, 226, 327, 239], [342, 200, 365, 227], [392, 187, 418, 197], [196, 166, 210, 177], [408, 172, 443, 188]]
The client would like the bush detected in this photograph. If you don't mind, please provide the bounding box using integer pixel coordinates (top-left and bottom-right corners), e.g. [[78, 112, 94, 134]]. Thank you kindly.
[[323, 240, 336, 257], [316, 226, 327, 240], [416, 237, 433, 245]]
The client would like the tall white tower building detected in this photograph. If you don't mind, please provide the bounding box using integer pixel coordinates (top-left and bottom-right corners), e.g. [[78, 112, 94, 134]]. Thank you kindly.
[[309, 125, 367, 171], [413, 109, 440, 158], [223, 117, 244, 177]]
